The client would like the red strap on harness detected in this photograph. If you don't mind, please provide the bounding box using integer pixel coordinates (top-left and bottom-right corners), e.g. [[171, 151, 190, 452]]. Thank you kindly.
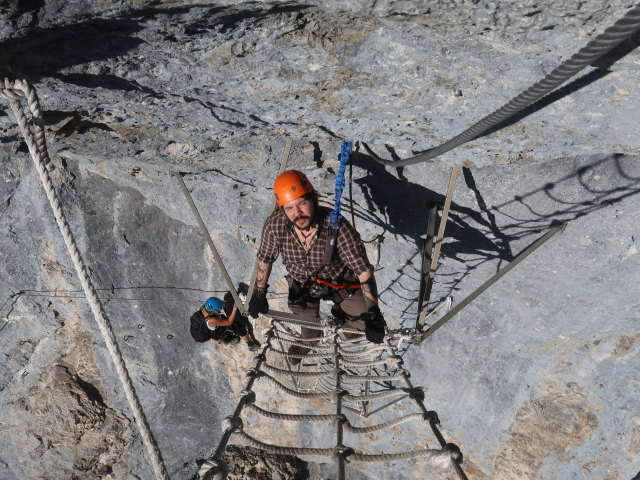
[[315, 278, 361, 290]]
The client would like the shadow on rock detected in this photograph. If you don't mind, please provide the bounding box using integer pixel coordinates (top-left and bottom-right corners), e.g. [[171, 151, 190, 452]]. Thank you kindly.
[[0, 17, 144, 80]]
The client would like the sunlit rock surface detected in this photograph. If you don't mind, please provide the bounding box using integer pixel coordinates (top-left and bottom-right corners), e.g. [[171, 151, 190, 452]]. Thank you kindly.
[[1, 1, 639, 479]]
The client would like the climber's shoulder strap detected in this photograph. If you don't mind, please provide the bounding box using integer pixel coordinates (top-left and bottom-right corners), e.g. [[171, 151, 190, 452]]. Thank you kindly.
[[323, 139, 351, 265], [322, 217, 341, 265]]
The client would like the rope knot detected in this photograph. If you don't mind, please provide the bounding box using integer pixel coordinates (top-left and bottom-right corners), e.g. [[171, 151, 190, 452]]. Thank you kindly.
[[399, 368, 410, 378], [245, 368, 261, 380], [423, 410, 440, 425], [333, 445, 354, 462], [444, 443, 463, 463], [241, 390, 256, 405], [221, 416, 243, 433], [406, 387, 425, 402], [334, 413, 348, 427], [334, 388, 347, 398]]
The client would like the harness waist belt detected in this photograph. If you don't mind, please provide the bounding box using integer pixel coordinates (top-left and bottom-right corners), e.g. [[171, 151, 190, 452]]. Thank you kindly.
[[315, 278, 361, 290]]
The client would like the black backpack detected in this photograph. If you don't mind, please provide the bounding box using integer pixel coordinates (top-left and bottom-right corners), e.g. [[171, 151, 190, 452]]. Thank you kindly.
[[190, 310, 214, 343]]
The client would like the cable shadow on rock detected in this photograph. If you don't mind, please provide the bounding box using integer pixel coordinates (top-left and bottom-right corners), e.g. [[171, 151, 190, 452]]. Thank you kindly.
[[175, 2, 312, 35], [352, 151, 640, 329], [351, 150, 505, 252], [55, 73, 162, 97]]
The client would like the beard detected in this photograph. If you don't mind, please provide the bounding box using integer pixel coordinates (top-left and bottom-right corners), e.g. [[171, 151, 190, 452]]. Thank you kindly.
[[293, 215, 312, 229]]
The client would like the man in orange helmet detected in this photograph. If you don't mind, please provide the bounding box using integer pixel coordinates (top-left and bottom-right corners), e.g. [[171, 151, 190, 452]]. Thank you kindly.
[[247, 169, 386, 355]]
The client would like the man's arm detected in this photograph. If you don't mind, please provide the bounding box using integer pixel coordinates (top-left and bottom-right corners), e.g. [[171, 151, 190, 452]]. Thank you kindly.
[[358, 270, 378, 310], [358, 270, 386, 344], [256, 261, 272, 291], [248, 261, 272, 318]]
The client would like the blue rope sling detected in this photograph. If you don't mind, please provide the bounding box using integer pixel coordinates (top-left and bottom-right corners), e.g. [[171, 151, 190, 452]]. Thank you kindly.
[[322, 140, 351, 265]]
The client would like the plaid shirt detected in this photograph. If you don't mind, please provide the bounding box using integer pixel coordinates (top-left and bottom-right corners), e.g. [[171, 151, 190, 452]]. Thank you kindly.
[[257, 206, 373, 284]]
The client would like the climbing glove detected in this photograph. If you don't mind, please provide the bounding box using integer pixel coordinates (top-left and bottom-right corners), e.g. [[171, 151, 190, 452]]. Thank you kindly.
[[362, 305, 386, 344], [248, 285, 269, 319]]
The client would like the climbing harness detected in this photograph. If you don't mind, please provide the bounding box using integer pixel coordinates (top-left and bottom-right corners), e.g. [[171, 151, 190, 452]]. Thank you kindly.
[[323, 140, 351, 265], [363, 4, 640, 167], [199, 313, 467, 480], [0, 80, 170, 480]]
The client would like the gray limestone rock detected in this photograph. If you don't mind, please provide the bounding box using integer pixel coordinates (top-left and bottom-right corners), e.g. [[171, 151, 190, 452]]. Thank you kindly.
[[1, 1, 639, 479]]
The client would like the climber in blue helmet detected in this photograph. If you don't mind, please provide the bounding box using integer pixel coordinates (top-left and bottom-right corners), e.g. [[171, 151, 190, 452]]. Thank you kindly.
[[190, 293, 261, 351]]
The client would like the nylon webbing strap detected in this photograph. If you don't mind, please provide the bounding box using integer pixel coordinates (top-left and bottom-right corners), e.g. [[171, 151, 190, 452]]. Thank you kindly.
[[323, 140, 351, 265]]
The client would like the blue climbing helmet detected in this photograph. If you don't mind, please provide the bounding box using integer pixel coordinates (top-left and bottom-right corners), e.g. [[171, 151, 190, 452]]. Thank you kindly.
[[204, 297, 223, 313]]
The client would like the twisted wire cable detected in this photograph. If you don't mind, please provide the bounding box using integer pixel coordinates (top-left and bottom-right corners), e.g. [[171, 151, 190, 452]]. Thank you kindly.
[[363, 4, 640, 167]]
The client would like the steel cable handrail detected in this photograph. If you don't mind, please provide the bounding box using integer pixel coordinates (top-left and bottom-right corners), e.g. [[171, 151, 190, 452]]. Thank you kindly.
[[363, 5, 640, 167]]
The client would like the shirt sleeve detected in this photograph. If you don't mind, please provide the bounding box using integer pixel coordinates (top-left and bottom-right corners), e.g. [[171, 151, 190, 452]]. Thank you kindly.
[[256, 211, 280, 264], [335, 218, 373, 278]]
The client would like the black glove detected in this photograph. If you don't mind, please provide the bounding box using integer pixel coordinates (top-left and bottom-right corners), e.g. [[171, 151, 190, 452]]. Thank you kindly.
[[362, 305, 386, 344], [248, 286, 269, 319]]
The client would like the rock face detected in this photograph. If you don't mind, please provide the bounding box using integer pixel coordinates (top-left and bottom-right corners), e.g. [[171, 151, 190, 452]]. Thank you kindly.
[[223, 445, 309, 480], [1, 1, 639, 480]]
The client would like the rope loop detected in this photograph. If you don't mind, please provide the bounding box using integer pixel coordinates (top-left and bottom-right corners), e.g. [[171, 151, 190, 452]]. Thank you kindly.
[[221, 415, 243, 434]]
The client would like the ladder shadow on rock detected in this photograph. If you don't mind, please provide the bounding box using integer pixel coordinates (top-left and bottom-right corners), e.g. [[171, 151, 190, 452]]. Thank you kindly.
[[351, 151, 640, 331]]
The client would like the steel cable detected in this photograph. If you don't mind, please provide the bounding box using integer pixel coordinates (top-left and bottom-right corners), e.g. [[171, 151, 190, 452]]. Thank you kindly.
[[363, 5, 640, 167]]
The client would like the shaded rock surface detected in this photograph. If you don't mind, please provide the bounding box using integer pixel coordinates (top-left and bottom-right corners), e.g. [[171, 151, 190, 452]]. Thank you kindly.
[[222, 445, 309, 480], [1, 1, 639, 479]]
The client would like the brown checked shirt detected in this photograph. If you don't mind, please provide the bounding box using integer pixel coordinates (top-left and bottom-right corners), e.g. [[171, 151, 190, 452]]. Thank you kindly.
[[257, 206, 373, 284]]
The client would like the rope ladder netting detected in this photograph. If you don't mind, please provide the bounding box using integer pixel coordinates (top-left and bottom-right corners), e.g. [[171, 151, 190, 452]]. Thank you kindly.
[[198, 313, 467, 480]]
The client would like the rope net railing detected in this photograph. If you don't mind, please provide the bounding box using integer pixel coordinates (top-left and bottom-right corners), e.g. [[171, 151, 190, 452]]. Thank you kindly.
[[199, 314, 467, 480]]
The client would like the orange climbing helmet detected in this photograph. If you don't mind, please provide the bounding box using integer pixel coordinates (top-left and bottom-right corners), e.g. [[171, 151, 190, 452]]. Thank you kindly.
[[273, 170, 314, 206]]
